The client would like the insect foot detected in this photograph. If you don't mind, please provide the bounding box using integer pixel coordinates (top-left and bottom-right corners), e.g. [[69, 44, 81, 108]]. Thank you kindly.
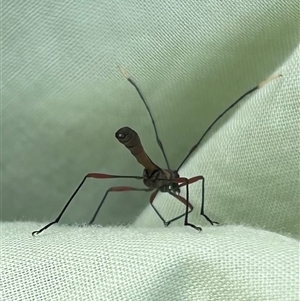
[[164, 221, 171, 227], [194, 226, 202, 232], [185, 223, 202, 232], [202, 214, 219, 226]]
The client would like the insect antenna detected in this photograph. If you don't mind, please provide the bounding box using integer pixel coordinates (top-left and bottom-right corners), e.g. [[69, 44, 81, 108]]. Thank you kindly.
[[177, 73, 282, 171], [118, 66, 170, 169]]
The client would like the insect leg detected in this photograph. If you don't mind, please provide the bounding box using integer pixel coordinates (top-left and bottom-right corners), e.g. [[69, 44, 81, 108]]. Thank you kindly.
[[148, 190, 170, 226], [199, 176, 218, 225], [172, 176, 217, 231], [32, 173, 143, 236], [178, 177, 202, 232], [149, 188, 193, 227], [89, 186, 153, 225], [166, 191, 193, 226], [178, 175, 218, 226]]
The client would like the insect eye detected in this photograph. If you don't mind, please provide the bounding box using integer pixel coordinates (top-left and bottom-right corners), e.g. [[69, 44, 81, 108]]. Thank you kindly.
[[116, 133, 125, 139]]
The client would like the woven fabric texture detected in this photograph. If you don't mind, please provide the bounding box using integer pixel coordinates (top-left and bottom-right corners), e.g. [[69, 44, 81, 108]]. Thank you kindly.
[[2, 222, 299, 301], [135, 46, 300, 239], [1, 1, 299, 300]]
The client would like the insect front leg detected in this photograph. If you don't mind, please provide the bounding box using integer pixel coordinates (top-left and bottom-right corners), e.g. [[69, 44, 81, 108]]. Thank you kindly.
[[31, 173, 145, 236]]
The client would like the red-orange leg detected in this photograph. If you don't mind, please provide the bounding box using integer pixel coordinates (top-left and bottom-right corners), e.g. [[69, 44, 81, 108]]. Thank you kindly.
[[32, 173, 145, 236], [149, 176, 218, 231], [178, 175, 219, 227], [149, 189, 194, 227], [89, 186, 153, 225]]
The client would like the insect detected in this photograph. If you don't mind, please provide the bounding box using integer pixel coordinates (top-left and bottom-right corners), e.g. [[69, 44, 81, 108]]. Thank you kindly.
[[32, 68, 281, 236]]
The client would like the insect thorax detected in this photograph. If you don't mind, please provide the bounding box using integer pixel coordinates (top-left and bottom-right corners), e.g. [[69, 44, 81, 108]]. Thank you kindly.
[[143, 168, 180, 193]]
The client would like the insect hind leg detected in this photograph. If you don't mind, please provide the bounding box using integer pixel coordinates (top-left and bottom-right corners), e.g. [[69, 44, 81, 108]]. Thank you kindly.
[[167, 189, 202, 231], [196, 176, 219, 226], [89, 186, 153, 225], [176, 175, 218, 230], [149, 188, 193, 227]]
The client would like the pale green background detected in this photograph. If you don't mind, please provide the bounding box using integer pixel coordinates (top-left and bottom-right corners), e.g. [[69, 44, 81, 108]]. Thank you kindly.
[[2, 2, 299, 300], [2, 1, 299, 238]]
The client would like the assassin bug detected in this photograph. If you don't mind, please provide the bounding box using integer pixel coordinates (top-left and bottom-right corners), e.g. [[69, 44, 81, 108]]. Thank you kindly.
[[32, 68, 281, 236]]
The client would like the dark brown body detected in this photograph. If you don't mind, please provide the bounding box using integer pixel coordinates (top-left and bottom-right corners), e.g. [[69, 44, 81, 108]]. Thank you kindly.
[[32, 68, 275, 236], [116, 127, 180, 193]]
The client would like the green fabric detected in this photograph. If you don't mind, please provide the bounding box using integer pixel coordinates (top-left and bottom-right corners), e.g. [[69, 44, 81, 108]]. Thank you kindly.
[[2, 1, 299, 234], [1, 1, 299, 300], [2, 222, 299, 301]]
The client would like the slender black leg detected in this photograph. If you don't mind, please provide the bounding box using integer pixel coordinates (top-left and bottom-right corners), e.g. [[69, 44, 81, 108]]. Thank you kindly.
[[149, 188, 193, 227], [32, 176, 88, 236], [89, 187, 153, 225], [198, 177, 219, 226], [32, 173, 144, 236], [182, 179, 202, 232], [165, 191, 193, 226], [149, 177, 202, 231]]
